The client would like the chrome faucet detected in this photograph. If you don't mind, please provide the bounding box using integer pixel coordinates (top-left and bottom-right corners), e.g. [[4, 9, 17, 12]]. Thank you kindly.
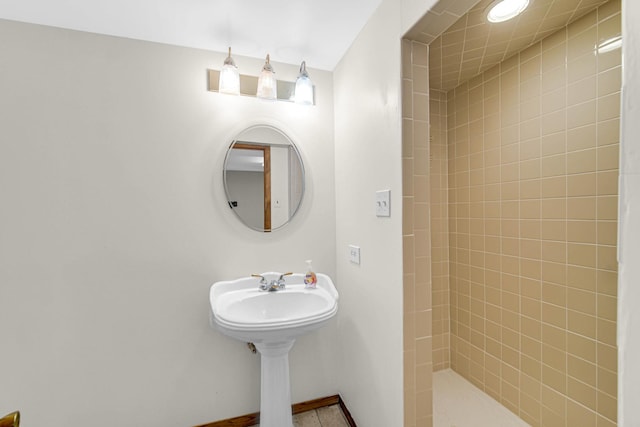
[[252, 274, 268, 290], [252, 272, 292, 292]]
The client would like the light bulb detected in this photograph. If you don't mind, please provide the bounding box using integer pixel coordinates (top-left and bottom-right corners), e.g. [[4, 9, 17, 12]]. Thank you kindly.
[[294, 61, 314, 105], [256, 54, 277, 101], [219, 47, 240, 95]]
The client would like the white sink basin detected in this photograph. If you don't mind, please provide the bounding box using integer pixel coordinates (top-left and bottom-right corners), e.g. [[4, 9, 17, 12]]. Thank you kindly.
[[209, 272, 339, 427], [210, 272, 338, 342]]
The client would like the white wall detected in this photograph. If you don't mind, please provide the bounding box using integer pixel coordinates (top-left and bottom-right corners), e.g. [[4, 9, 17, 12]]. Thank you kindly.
[[270, 146, 290, 227], [332, 0, 437, 425], [226, 170, 264, 229], [0, 19, 337, 426], [618, 1, 640, 424]]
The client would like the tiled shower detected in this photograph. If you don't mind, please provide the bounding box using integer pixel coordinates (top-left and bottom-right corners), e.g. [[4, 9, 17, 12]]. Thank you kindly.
[[402, 0, 621, 426]]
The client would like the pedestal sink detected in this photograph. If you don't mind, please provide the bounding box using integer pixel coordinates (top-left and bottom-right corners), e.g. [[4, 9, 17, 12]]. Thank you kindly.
[[209, 272, 339, 427]]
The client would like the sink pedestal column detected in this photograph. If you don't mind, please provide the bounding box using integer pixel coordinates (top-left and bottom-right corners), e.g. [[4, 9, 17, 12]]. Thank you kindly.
[[254, 340, 296, 427]]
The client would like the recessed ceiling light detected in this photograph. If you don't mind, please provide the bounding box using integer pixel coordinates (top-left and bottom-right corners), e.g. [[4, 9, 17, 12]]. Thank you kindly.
[[486, 0, 530, 23]]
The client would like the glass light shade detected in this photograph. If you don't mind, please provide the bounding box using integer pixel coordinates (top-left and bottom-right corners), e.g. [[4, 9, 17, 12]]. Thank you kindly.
[[256, 54, 277, 101], [219, 47, 240, 95], [486, 0, 529, 23], [294, 61, 314, 105]]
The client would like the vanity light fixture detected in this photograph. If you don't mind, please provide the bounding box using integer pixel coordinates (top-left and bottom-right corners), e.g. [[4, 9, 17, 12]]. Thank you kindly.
[[256, 54, 277, 101], [486, 0, 529, 23], [294, 61, 314, 105], [219, 47, 240, 95], [208, 52, 315, 105]]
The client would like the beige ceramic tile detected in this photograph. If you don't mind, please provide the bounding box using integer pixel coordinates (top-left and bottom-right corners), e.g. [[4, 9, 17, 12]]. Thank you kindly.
[[541, 131, 566, 157], [567, 100, 597, 131], [567, 197, 597, 220], [567, 288, 597, 315], [598, 66, 622, 97], [597, 391, 617, 423], [597, 221, 617, 246], [568, 75, 597, 106], [568, 124, 597, 152], [403, 2, 619, 426], [597, 144, 619, 171], [597, 318, 616, 346], [567, 398, 597, 427], [566, 220, 596, 244], [316, 405, 349, 427], [567, 173, 598, 197], [292, 410, 322, 427], [418, 0, 609, 91]]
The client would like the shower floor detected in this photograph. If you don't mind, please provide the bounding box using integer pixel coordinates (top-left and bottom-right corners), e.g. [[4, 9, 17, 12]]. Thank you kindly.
[[434, 369, 530, 427]]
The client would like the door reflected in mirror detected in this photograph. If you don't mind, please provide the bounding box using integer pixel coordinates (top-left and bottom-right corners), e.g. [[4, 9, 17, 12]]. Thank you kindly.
[[223, 125, 304, 232]]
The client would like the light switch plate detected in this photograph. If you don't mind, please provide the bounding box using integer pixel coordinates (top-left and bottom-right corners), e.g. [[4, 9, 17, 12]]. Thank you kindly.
[[376, 190, 391, 217], [349, 245, 361, 264]]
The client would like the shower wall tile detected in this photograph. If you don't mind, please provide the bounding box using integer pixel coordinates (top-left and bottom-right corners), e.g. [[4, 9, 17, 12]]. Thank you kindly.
[[445, 2, 620, 426], [429, 88, 450, 372], [402, 39, 433, 427]]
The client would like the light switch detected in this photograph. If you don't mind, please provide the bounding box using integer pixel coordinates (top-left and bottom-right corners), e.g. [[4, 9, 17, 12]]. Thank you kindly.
[[349, 245, 361, 264], [376, 190, 391, 217]]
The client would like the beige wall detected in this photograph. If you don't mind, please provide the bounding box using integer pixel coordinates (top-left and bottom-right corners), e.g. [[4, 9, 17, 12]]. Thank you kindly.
[[1, 0, 443, 424], [445, 2, 620, 426], [333, 0, 406, 424], [334, 0, 452, 423], [0, 18, 338, 426]]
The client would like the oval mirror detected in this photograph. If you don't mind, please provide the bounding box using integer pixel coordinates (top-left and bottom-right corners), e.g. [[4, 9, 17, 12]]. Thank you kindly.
[[223, 125, 305, 232]]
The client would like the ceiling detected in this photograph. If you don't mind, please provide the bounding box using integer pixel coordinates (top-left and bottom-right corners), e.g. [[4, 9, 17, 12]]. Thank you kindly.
[[0, 0, 613, 79], [0, 0, 383, 71], [409, 0, 612, 91]]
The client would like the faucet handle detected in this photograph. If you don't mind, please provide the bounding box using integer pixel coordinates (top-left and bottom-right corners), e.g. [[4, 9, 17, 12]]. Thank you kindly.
[[273, 272, 293, 291], [251, 274, 267, 284], [278, 272, 293, 281]]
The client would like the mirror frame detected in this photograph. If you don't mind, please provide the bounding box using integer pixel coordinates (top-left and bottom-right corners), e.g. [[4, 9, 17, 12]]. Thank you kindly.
[[222, 125, 306, 232]]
